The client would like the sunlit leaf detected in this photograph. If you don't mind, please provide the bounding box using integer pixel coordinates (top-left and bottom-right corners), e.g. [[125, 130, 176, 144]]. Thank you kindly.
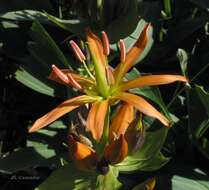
[[0, 121, 67, 174], [116, 151, 169, 173]]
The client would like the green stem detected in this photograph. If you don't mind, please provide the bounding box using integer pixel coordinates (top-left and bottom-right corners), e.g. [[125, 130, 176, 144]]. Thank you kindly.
[[163, 0, 172, 18], [82, 60, 95, 80]]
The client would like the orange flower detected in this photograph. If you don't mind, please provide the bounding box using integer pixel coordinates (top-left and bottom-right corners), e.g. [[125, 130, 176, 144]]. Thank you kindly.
[[68, 106, 144, 172], [29, 24, 187, 142]]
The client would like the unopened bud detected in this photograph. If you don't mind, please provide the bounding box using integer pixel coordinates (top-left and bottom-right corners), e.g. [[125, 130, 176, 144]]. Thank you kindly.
[[104, 135, 128, 165], [125, 115, 145, 154], [68, 135, 98, 171]]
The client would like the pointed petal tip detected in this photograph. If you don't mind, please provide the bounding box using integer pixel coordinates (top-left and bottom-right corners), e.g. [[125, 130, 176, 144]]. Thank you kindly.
[[28, 127, 35, 133]]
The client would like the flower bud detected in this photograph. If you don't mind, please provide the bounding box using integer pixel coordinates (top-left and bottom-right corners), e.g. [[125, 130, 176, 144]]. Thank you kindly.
[[68, 135, 98, 171], [104, 135, 128, 165], [125, 115, 145, 154]]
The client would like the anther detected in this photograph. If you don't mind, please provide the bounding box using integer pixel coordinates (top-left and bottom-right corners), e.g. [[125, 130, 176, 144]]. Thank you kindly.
[[119, 39, 126, 62], [70, 40, 86, 62], [67, 73, 83, 90], [101, 31, 110, 56], [51, 64, 69, 84]]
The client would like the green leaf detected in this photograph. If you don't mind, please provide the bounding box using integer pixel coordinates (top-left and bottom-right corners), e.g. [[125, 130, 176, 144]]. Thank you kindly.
[[104, 0, 138, 43], [0, 10, 49, 23], [0, 121, 67, 174], [125, 19, 153, 63], [45, 0, 138, 43], [132, 126, 168, 160], [188, 85, 209, 159], [177, 48, 188, 77], [14, 54, 67, 97], [172, 170, 209, 190], [195, 85, 209, 115], [15, 65, 55, 96], [96, 167, 122, 190], [36, 164, 121, 190], [36, 163, 95, 190], [44, 12, 87, 37], [29, 20, 70, 68], [110, 19, 154, 64], [116, 151, 169, 173]]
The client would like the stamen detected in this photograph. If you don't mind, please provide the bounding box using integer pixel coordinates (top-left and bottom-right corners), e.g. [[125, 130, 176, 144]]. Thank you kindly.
[[70, 40, 86, 62], [119, 39, 126, 62], [52, 64, 69, 83], [67, 73, 83, 90], [101, 31, 110, 56]]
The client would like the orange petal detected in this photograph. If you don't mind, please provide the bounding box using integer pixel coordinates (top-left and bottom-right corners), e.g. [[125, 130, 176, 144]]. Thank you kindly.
[[114, 24, 151, 81], [114, 92, 170, 127], [109, 103, 134, 142], [86, 29, 107, 67], [86, 29, 109, 97], [87, 100, 109, 141], [104, 135, 128, 165], [48, 69, 95, 87], [120, 75, 188, 91], [29, 95, 97, 133], [68, 135, 98, 171]]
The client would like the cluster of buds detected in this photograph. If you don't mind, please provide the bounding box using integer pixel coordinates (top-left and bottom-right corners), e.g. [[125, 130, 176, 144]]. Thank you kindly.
[[29, 24, 187, 174], [68, 105, 145, 174]]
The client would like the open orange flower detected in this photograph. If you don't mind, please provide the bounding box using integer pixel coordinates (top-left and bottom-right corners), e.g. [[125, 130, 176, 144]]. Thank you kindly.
[[29, 24, 187, 142]]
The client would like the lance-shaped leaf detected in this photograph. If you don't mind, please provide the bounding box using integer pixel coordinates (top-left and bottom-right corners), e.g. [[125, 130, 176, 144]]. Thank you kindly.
[[104, 135, 128, 165], [29, 95, 97, 133], [68, 135, 98, 171], [114, 92, 169, 127], [87, 100, 109, 141], [120, 75, 188, 92], [86, 29, 109, 97], [114, 24, 151, 81], [109, 103, 134, 141]]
